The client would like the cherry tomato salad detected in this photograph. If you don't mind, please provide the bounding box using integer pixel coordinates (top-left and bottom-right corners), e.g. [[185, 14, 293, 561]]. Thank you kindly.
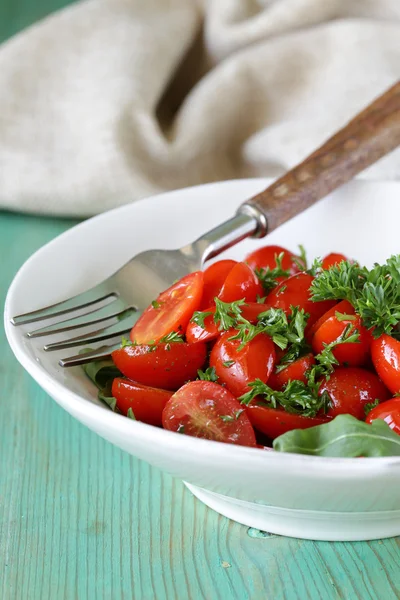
[[83, 245, 400, 457]]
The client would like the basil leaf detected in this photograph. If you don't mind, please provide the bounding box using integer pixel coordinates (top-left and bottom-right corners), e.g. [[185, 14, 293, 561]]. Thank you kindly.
[[273, 414, 400, 457]]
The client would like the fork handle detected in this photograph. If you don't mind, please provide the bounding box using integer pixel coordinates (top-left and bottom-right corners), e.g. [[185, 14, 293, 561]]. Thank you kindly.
[[241, 80, 400, 233]]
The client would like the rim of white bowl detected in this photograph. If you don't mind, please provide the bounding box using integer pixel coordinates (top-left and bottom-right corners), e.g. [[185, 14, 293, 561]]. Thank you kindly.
[[4, 179, 400, 474]]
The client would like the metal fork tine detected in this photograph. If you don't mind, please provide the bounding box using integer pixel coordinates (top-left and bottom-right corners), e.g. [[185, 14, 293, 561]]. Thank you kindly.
[[26, 306, 136, 338], [44, 326, 133, 352], [59, 344, 119, 367], [11, 287, 118, 326]]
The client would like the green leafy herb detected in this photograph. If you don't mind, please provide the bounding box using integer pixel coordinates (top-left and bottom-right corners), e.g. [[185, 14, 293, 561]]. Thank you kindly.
[[273, 414, 400, 457], [177, 424, 185, 434], [291, 244, 308, 271], [220, 409, 244, 423], [121, 336, 134, 348], [256, 294, 268, 304], [152, 300, 162, 309], [159, 331, 185, 344], [310, 256, 400, 337], [307, 257, 323, 277], [255, 252, 290, 293], [191, 310, 213, 328], [214, 298, 246, 330], [127, 407, 136, 420], [80, 350, 121, 411], [197, 367, 219, 382], [364, 399, 380, 416], [239, 378, 330, 417], [335, 312, 356, 322], [223, 360, 235, 368]]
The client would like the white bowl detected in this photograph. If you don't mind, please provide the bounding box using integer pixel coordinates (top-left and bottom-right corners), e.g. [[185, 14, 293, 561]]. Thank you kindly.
[[5, 178, 400, 541]]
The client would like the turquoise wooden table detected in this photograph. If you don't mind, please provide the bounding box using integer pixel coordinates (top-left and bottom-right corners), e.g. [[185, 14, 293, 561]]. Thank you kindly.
[[1, 3, 400, 599]]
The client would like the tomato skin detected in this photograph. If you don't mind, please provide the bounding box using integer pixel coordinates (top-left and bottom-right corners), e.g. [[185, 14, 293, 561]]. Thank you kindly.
[[371, 334, 400, 394], [308, 299, 351, 340], [311, 301, 371, 367], [268, 354, 315, 391], [319, 367, 390, 420], [218, 262, 263, 303], [321, 253, 348, 269], [264, 273, 336, 329], [366, 398, 400, 435], [246, 403, 329, 439], [185, 302, 272, 344], [245, 244, 302, 275], [111, 342, 207, 391], [111, 378, 172, 426], [201, 260, 237, 308], [209, 331, 276, 397], [130, 271, 203, 344], [162, 380, 257, 446]]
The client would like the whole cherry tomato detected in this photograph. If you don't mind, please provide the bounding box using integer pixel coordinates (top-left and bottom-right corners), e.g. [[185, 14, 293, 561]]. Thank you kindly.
[[245, 244, 303, 275], [112, 342, 207, 390], [218, 262, 263, 303], [130, 272, 203, 344], [365, 398, 400, 435], [209, 330, 276, 397], [311, 300, 371, 367], [112, 378, 172, 426], [162, 380, 257, 446], [268, 353, 315, 390], [185, 302, 272, 344], [319, 367, 390, 420], [263, 273, 336, 329], [371, 334, 400, 394], [201, 260, 237, 308], [246, 403, 329, 439], [321, 253, 348, 269]]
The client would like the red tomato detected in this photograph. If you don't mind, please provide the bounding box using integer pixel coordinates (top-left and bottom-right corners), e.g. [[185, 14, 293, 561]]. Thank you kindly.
[[371, 334, 400, 394], [308, 299, 351, 340], [162, 380, 257, 446], [185, 302, 272, 344], [218, 262, 263, 303], [201, 260, 237, 308], [263, 273, 336, 330], [366, 398, 400, 435], [319, 367, 390, 420], [246, 403, 329, 439], [268, 354, 315, 391], [130, 272, 203, 344], [112, 342, 207, 391], [209, 331, 276, 397], [245, 244, 302, 275], [112, 378, 172, 426], [311, 301, 371, 367], [321, 253, 348, 269]]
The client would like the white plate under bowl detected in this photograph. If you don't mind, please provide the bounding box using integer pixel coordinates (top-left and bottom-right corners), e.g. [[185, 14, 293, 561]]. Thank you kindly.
[[5, 178, 400, 541]]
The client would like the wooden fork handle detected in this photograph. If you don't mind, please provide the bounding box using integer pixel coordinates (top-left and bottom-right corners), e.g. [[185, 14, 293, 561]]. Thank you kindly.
[[242, 80, 400, 234]]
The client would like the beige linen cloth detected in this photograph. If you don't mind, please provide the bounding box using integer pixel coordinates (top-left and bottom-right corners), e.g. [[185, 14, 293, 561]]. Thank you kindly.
[[0, 0, 400, 217]]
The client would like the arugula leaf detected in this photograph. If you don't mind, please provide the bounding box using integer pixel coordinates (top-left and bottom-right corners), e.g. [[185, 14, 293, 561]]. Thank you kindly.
[[273, 414, 400, 457], [80, 350, 121, 411], [197, 367, 219, 382]]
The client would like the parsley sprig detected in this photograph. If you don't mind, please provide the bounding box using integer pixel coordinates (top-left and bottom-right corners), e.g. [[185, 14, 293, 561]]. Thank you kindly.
[[310, 256, 400, 337], [255, 252, 290, 292], [240, 323, 360, 417]]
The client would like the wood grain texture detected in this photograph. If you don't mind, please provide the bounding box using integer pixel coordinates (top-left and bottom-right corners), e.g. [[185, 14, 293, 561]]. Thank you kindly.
[[1, 3, 400, 599], [246, 81, 400, 233]]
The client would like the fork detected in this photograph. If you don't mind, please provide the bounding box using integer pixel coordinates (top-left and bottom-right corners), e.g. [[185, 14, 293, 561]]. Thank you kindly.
[[11, 80, 400, 367]]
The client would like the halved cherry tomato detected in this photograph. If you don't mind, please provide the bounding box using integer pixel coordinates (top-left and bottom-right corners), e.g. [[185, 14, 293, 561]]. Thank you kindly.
[[311, 300, 371, 367], [366, 398, 400, 435], [218, 262, 263, 303], [263, 273, 336, 330], [112, 342, 207, 390], [185, 302, 272, 344], [112, 378, 172, 426], [319, 367, 390, 420], [210, 330, 275, 397], [130, 272, 204, 344], [162, 380, 257, 446], [268, 354, 315, 391], [371, 334, 400, 394], [245, 244, 302, 275], [321, 253, 348, 270], [201, 260, 237, 308], [308, 299, 351, 340], [246, 403, 329, 439]]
